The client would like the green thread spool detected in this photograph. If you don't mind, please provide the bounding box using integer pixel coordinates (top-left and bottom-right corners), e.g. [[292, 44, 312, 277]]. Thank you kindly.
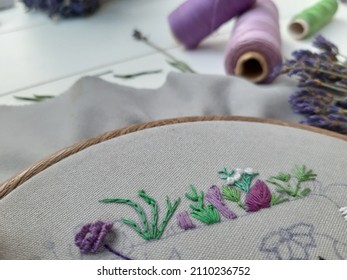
[[289, 0, 338, 40]]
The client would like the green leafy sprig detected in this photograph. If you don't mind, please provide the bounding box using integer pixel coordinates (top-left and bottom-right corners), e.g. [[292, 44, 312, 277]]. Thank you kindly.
[[222, 186, 245, 209], [267, 165, 316, 198], [100, 189, 180, 240], [185, 185, 220, 224]]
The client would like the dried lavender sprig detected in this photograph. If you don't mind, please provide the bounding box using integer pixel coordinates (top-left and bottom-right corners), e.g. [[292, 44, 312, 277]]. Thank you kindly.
[[298, 79, 347, 95], [133, 29, 196, 73]]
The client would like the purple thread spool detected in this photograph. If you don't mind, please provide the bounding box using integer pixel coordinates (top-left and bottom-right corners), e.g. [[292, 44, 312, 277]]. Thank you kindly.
[[225, 0, 282, 83], [168, 0, 256, 49]]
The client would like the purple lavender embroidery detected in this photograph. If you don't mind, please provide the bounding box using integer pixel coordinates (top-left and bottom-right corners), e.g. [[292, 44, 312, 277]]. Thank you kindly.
[[75, 221, 113, 253], [245, 180, 271, 212], [177, 211, 196, 230], [75, 221, 132, 260], [205, 185, 237, 219]]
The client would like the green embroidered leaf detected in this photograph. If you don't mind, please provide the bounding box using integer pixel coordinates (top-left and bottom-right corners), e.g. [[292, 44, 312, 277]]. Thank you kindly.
[[185, 185, 199, 201], [271, 193, 289, 206], [222, 186, 241, 202], [299, 188, 312, 197], [293, 165, 317, 182], [269, 172, 291, 182]]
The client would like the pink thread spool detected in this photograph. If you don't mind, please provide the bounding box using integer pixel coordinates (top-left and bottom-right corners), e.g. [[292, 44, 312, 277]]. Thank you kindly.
[[225, 0, 282, 83], [168, 0, 256, 49]]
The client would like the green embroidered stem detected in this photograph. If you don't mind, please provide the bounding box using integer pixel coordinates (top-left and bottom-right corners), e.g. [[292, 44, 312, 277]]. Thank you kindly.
[[99, 198, 150, 239], [222, 186, 245, 209], [100, 190, 180, 240], [218, 168, 234, 180], [234, 173, 259, 193], [185, 185, 220, 224], [138, 190, 158, 239], [156, 197, 181, 239]]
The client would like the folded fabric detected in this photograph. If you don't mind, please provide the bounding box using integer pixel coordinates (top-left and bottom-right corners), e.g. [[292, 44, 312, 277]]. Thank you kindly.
[[0, 72, 299, 184]]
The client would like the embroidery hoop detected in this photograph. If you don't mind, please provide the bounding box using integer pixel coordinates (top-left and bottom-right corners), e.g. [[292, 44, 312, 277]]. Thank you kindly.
[[1, 115, 346, 199]]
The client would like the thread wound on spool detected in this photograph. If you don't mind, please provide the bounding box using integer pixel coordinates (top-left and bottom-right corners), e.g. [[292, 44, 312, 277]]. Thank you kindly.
[[289, 0, 338, 40], [225, 0, 282, 83], [168, 0, 256, 49], [234, 52, 268, 83], [288, 19, 309, 40]]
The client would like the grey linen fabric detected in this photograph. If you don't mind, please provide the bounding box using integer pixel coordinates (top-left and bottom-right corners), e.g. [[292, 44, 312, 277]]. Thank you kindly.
[[0, 121, 346, 259], [0, 72, 300, 183]]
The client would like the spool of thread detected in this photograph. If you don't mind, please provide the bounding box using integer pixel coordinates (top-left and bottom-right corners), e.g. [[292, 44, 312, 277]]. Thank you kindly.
[[168, 0, 256, 49], [224, 0, 281, 83], [288, 0, 338, 40]]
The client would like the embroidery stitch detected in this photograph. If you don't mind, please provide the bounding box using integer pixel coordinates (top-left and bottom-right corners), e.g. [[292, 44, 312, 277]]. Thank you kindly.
[[206, 185, 237, 219], [218, 167, 258, 193], [185, 185, 220, 224], [222, 185, 246, 209], [100, 190, 180, 240], [245, 180, 271, 212], [177, 211, 196, 230], [74, 221, 132, 260], [339, 206, 347, 221], [267, 165, 315, 198]]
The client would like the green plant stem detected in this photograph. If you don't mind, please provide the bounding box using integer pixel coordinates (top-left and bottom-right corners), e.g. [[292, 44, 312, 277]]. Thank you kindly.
[[114, 69, 162, 79]]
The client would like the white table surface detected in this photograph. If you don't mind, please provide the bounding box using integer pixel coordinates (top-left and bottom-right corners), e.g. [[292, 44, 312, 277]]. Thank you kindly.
[[0, 0, 346, 105]]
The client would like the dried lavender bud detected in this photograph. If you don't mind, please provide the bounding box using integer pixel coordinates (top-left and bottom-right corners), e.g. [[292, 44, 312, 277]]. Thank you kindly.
[[313, 35, 339, 57]]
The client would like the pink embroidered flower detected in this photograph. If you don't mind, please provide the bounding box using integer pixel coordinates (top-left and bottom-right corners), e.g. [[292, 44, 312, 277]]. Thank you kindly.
[[245, 180, 271, 212], [75, 221, 113, 253]]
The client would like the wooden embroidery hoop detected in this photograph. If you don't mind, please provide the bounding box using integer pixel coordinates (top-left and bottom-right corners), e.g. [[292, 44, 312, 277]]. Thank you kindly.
[[1, 116, 346, 199]]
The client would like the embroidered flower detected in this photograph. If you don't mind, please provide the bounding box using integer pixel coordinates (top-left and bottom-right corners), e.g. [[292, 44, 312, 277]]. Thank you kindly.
[[260, 223, 316, 260], [245, 180, 271, 212], [244, 168, 254, 175], [75, 221, 113, 254], [206, 186, 237, 219], [177, 211, 196, 230]]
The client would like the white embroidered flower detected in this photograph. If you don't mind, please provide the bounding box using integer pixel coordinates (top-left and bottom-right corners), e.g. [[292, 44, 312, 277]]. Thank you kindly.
[[235, 168, 243, 174], [233, 172, 242, 181], [226, 177, 235, 185], [244, 167, 254, 175]]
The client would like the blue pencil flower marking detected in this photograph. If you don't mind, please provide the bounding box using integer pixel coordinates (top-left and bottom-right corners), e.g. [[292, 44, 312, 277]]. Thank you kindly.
[[260, 223, 316, 260]]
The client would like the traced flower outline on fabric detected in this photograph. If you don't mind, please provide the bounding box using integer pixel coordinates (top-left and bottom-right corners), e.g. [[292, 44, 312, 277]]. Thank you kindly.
[[259, 223, 316, 260]]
